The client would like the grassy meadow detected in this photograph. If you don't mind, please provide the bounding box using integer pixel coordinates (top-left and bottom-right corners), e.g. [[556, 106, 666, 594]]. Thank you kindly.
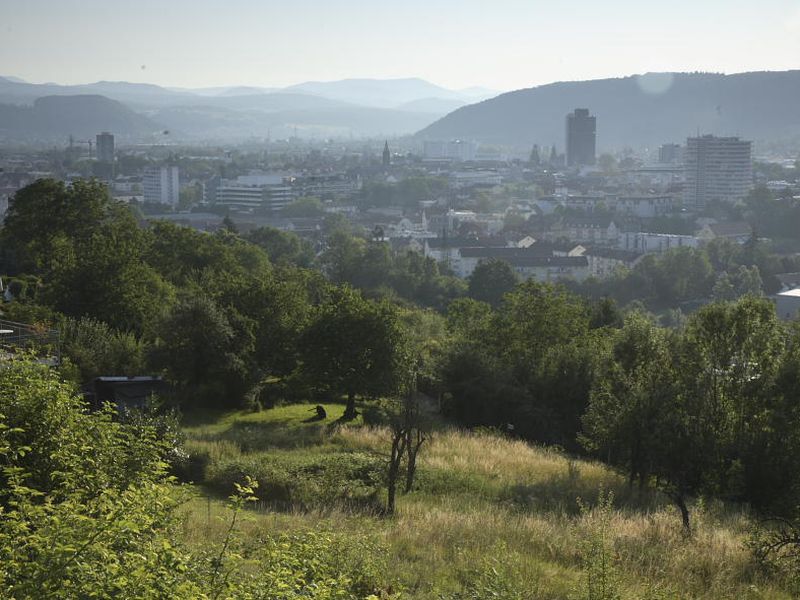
[[177, 402, 795, 599]]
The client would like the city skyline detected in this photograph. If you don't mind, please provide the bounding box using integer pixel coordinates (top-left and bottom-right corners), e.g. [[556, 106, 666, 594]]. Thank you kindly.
[[2, 0, 799, 92]]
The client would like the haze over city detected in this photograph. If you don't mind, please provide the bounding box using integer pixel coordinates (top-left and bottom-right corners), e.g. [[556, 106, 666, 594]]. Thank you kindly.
[[2, 0, 800, 90]]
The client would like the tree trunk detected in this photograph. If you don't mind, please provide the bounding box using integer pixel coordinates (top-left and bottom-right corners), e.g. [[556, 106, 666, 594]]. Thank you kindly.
[[386, 433, 406, 515], [343, 391, 357, 420], [386, 473, 397, 515], [404, 456, 417, 494], [674, 493, 691, 534], [404, 430, 426, 493]]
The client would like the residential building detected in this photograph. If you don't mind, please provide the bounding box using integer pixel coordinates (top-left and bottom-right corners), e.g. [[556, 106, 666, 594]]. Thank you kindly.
[[584, 248, 643, 279], [696, 221, 752, 244], [775, 288, 800, 321], [456, 244, 584, 278], [423, 236, 507, 271], [506, 255, 589, 282], [616, 195, 679, 218], [423, 139, 479, 162], [143, 166, 179, 206], [548, 217, 619, 245], [448, 170, 503, 189], [292, 173, 361, 200], [684, 135, 753, 210], [619, 231, 700, 253], [566, 108, 596, 167]]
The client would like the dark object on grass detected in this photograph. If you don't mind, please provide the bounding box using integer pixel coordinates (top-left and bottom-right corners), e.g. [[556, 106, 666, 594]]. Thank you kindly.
[[304, 404, 328, 422]]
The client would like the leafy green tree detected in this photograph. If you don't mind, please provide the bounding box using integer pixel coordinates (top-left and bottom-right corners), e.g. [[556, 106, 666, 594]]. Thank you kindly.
[[246, 226, 315, 267], [583, 314, 677, 492], [319, 230, 367, 285], [45, 218, 174, 333], [146, 221, 270, 287], [150, 294, 253, 407], [467, 259, 519, 307], [282, 196, 325, 217], [60, 316, 148, 382], [1, 178, 119, 273], [301, 287, 410, 419]]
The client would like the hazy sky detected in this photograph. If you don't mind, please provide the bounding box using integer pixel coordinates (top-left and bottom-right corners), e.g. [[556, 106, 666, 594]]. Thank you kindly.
[[2, 0, 799, 91]]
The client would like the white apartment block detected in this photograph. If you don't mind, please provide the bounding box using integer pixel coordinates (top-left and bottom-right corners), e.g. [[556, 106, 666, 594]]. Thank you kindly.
[[143, 166, 180, 206], [684, 135, 752, 210]]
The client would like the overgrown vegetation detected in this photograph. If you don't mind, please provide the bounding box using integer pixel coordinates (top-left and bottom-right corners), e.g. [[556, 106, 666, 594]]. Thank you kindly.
[[2, 178, 800, 597]]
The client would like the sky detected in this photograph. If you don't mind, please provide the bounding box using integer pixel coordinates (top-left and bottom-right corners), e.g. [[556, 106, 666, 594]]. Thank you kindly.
[[1, 0, 799, 92]]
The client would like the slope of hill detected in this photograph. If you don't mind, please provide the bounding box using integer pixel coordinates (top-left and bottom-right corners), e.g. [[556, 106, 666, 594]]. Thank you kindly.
[[0, 95, 162, 140], [417, 71, 800, 148], [397, 97, 467, 114], [178, 402, 795, 599]]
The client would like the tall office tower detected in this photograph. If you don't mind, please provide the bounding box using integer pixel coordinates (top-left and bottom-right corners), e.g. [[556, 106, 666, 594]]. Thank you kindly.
[[95, 132, 115, 163], [143, 166, 180, 206], [684, 135, 752, 210], [566, 108, 596, 167]]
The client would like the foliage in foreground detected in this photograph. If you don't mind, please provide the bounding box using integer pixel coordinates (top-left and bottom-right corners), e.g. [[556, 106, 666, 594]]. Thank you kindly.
[[0, 358, 396, 599]]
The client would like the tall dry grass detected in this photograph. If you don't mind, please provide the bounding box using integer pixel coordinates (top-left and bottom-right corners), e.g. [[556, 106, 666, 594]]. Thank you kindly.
[[177, 408, 794, 599]]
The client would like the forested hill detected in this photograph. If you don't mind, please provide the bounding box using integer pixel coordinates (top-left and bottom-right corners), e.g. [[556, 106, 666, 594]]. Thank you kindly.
[[416, 70, 800, 148], [0, 94, 162, 140]]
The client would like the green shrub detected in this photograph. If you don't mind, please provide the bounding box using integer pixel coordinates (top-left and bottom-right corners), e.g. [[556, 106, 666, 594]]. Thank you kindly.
[[206, 451, 384, 510]]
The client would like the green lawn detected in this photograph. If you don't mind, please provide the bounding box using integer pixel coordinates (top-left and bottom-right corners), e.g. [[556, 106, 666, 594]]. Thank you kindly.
[[177, 402, 795, 599]]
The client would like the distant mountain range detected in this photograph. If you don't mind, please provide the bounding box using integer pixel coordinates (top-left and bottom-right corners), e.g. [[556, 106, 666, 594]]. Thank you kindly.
[[0, 76, 499, 142], [282, 78, 492, 108], [417, 71, 800, 149]]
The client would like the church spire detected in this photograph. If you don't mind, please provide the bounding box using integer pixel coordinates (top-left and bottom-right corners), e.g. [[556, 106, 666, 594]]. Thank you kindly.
[[382, 140, 391, 167]]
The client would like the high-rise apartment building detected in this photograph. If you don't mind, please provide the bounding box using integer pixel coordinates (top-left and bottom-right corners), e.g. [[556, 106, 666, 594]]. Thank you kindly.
[[143, 166, 180, 206], [566, 109, 596, 167], [95, 132, 115, 163], [684, 135, 752, 210]]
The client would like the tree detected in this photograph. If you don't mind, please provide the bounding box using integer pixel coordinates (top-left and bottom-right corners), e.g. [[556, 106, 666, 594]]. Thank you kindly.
[[45, 218, 174, 333], [150, 294, 253, 407], [60, 317, 147, 382], [467, 259, 519, 307], [282, 196, 325, 218], [583, 314, 677, 493], [597, 153, 617, 174], [2, 178, 124, 274], [245, 226, 315, 267], [644, 298, 785, 530], [301, 287, 409, 420]]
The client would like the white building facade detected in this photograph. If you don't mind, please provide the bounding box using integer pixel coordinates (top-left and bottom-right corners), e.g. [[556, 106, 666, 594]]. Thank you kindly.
[[143, 166, 179, 206]]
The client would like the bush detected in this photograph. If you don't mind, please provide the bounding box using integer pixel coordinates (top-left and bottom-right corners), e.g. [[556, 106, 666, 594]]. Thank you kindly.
[[206, 451, 384, 510]]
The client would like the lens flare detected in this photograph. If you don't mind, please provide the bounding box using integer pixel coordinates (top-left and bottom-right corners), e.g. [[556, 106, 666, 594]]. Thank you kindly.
[[636, 72, 674, 95]]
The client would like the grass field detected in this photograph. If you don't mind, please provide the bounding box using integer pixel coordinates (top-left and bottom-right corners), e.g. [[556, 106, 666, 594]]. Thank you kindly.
[[177, 402, 795, 599]]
